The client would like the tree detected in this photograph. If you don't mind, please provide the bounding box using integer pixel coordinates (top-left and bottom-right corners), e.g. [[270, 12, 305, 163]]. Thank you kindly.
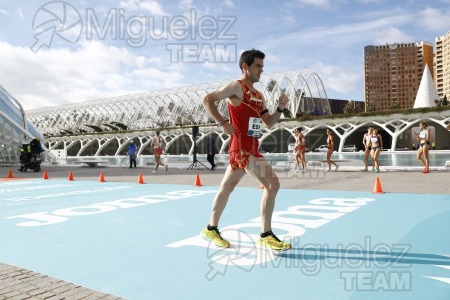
[[366, 102, 376, 112], [103, 124, 119, 131], [284, 108, 293, 118], [344, 102, 356, 114], [175, 116, 183, 126], [266, 79, 277, 92], [85, 125, 104, 132], [111, 121, 128, 130], [389, 101, 400, 110], [168, 101, 175, 112], [443, 95, 448, 106]]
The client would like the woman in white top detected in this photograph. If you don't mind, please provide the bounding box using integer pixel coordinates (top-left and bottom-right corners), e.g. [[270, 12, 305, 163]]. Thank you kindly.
[[369, 128, 383, 173], [362, 127, 373, 171], [414, 122, 430, 173]]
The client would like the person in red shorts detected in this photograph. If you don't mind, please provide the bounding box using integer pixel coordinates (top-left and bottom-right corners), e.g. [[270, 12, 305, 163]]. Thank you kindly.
[[200, 49, 291, 251], [150, 130, 168, 174]]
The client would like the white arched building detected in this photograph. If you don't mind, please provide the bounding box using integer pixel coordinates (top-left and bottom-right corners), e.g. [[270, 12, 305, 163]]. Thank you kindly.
[[37, 109, 450, 160], [26, 70, 450, 158], [27, 70, 335, 156]]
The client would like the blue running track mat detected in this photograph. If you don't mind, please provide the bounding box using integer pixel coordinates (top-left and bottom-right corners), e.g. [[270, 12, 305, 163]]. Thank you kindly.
[[1, 179, 449, 299]]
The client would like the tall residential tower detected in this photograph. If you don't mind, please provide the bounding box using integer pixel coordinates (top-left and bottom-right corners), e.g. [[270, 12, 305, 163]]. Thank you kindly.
[[434, 31, 450, 101], [364, 42, 434, 111]]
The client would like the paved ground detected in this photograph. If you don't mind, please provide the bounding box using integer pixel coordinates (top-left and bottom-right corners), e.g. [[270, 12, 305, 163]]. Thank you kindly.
[[3, 162, 449, 194], [0, 163, 449, 299]]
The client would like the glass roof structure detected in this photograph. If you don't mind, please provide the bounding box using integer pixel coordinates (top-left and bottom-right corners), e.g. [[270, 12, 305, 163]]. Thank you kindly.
[[27, 69, 330, 136], [0, 84, 50, 165]]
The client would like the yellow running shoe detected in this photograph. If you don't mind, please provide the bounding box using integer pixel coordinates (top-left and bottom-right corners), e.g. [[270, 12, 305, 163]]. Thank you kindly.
[[201, 228, 231, 248], [257, 231, 291, 251]]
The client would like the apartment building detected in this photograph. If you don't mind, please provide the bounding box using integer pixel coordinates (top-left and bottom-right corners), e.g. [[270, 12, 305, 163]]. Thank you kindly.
[[364, 42, 434, 111], [435, 31, 450, 101]]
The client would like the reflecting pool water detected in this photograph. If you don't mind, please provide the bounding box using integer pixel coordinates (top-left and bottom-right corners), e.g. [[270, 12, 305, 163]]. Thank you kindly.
[[59, 151, 449, 168]]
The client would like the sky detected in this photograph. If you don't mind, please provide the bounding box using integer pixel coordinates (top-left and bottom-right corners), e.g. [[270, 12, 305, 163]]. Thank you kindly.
[[0, 0, 450, 110]]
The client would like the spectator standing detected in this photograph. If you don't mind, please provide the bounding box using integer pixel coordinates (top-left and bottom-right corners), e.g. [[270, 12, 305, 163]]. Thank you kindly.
[[362, 127, 373, 171], [326, 128, 339, 171], [150, 131, 168, 173], [127, 140, 137, 168], [206, 134, 217, 171], [414, 122, 431, 173], [369, 128, 383, 173]]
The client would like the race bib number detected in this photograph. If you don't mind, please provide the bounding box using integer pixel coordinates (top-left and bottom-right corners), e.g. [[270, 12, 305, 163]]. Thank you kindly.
[[247, 117, 262, 137]]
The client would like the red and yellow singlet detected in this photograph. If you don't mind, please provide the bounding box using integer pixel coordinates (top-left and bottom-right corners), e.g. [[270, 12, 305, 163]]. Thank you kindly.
[[228, 80, 264, 170]]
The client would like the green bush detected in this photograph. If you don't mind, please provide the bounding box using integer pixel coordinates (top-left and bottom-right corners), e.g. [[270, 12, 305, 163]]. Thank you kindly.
[[282, 105, 450, 123]]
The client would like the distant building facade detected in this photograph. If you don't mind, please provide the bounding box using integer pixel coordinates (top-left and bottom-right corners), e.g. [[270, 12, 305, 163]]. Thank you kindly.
[[364, 42, 434, 111], [435, 31, 450, 101]]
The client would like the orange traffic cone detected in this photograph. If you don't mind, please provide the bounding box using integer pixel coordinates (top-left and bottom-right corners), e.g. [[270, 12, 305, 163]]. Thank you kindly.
[[7, 169, 13, 178], [68, 171, 74, 181], [99, 172, 106, 182], [138, 173, 145, 184], [372, 177, 384, 194], [194, 174, 202, 186], [43, 171, 49, 180]]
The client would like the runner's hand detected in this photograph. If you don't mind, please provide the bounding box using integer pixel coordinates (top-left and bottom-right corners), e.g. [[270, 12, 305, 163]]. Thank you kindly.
[[222, 122, 235, 135], [279, 93, 289, 109]]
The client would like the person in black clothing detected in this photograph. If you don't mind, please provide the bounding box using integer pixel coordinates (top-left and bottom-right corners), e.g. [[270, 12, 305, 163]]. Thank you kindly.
[[29, 137, 43, 154], [206, 134, 217, 170], [18, 143, 29, 171]]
